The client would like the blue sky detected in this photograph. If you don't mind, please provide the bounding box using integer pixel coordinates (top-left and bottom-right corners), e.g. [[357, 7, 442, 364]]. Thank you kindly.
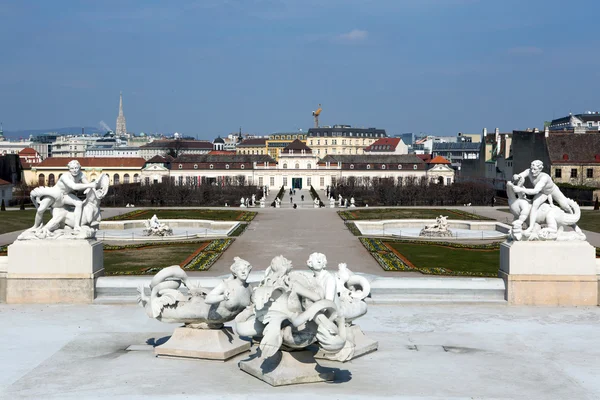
[[1, 0, 599, 139]]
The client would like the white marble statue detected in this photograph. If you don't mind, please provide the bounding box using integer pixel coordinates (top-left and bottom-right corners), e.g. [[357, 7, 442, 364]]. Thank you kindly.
[[350, 197, 356, 207], [306, 253, 377, 361], [235, 255, 348, 359], [419, 215, 453, 238], [260, 196, 265, 208], [507, 166, 585, 241], [329, 196, 335, 208], [143, 214, 173, 237], [18, 161, 109, 240], [138, 257, 253, 327], [251, 194, 256, 207], [338, 194, 343, 207], [314, 197, 320, 208], [240, 197, 246, 208], [275, 197, 281, 208]]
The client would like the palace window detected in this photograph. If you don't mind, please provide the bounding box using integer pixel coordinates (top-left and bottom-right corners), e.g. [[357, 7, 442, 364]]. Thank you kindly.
[[178, 176, 183, 185], [307, 163, 312, 169], [320, 177, 325, 187], [295, 163, 300, 169], [113, 174, 120, 185], [124, 174, 130, 184], [194, 164, 198, 169], [283, 177, 288, 186], [587, 168, 593, 178], [270, 176, 275, 186], [413, 165, 418, 170], [241, 164, 245, 169], [307, 177, 311, 186], [209, 164, 214, 169], [366, 164, 371, 169], [571, 168, 577, 178], [555, 169, 562, 178], [283, 163, 287, 169]]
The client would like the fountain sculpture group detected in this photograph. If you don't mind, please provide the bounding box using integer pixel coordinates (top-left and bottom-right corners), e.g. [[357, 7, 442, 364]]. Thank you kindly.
[[138, 253, 377, 386], [142, 214, 173, 236]]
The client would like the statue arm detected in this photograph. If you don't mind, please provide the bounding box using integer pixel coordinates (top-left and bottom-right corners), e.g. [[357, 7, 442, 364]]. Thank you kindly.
[[519, 175, 549, 196], [205, 281, 228, 305]]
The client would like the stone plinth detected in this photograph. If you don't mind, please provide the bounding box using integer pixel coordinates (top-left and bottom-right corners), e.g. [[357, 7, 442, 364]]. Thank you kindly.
[[499, 241, 598, 306], [239, 350, 336, 386], [315, 325, 378, 362], [155, 327, 250, 360], [6, 239, 103, 304]]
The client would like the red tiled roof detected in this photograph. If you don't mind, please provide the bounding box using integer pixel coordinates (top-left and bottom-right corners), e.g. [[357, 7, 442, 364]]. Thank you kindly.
[[429, 155, 451, 164], [19, 147, 39, 156], [36, 157, 147, 168], [364, 138, 401, 152], [208, 150, 237, 155], [416, 154, 432, 163], [237, 138, 267, 147], [0, 178, 11, 185]]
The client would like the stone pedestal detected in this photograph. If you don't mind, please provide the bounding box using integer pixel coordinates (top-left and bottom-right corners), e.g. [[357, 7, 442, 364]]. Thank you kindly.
[[6, 239, 103, 304], [315, 325, 378, 362], [499, 241, 598, 306], [239, 350, 336, 386], [155, 327, 250, 360]]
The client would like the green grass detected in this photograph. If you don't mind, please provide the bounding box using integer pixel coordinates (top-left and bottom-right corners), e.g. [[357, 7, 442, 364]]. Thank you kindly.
[[0, 210, 50, 235], [105, 209, 256, 222], [338, 208, 493, 221], [386, 242, 500, 275], [578, 210, 600, 233], [229, 223, 248, 237], [103, 242, 207, 275]]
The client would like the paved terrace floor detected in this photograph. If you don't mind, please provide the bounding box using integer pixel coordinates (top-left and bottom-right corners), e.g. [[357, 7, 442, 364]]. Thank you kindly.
[[1, 303, 599, 400]]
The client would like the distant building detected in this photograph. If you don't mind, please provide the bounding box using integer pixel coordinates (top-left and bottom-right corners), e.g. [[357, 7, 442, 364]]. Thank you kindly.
[[25, 157, 146, 186], [549, 112, 600, 132], [235, 138, 268, 156], [363, 138, 408, 155], [0, 140, 32, 157], [139, 139, 213, 160], [307, 125, 387, 157], [18, 147, 42, 165], [85, 146, 140, 158], [431, 142, 480, 169], [265, 132, 308, 161]]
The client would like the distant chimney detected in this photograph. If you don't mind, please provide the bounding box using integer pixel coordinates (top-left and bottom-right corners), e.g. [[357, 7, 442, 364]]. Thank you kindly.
[[544, 126, 549, 137], [483, 128, 488, 135], [533, 128, 539, 133], [494, 128, 499, 134]]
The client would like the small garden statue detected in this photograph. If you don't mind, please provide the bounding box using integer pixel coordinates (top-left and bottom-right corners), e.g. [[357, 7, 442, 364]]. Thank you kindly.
[[350, 197, 356, 207], [330, 196, 335, 208], [314, 197, 320, 208], [251, 194, 256, 207], [240, 197, 246, 208]]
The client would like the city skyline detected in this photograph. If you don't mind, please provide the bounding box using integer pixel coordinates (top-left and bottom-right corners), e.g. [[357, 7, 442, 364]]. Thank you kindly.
[[1, 0, 600, 139]]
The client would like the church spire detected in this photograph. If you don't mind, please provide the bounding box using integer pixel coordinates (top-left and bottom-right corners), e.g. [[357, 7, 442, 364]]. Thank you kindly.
[[116, 91, 127, 136]]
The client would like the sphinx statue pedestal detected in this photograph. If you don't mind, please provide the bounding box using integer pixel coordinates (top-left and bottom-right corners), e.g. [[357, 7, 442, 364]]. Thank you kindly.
[[239, 349, 336, 386], [314, 325, 378, 361], [155, 326, 250, 361], [6, 239, 103, 304], [499, 241, 598, 306]]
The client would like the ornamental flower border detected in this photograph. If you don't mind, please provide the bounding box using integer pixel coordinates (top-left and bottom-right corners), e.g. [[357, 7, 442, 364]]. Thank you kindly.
[[360, 237, 501, 277], [103, 238, 234, 275]]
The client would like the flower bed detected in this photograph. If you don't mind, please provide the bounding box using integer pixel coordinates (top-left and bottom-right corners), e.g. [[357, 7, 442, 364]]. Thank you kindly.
[[229, 223, 249, 237], [345, 222, 361, 236], [361, 237, 501, 276]]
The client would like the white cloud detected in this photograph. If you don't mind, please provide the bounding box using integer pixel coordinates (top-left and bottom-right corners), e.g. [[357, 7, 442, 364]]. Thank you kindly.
[[335, 29, 368, 43], [508, 46, 543, 55]]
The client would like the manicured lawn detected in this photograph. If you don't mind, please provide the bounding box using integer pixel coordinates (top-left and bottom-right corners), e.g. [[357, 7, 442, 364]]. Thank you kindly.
[[0, 210, 50, 235], [105, 209, 256, 222], [386, 242, 500, 275], [339, 208, 493, 221], [578, 210, 600, 233], [104, 242, 208, 275]]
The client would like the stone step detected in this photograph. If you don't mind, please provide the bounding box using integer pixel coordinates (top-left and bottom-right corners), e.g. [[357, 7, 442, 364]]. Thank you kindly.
[[94, 275, 507, 304]]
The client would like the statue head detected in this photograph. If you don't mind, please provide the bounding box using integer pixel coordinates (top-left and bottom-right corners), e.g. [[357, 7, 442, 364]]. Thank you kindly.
[[262, 255, 292, 287], [67, 160, 81, 176], [530, 160, 543, 176], [230, 257, 252, 281], [337, 262, 350, 282], [307, 252, 327, 272]]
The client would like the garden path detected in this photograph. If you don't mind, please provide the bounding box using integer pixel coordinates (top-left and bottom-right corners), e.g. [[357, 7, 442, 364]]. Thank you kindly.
[[205, 205, 421, 277]]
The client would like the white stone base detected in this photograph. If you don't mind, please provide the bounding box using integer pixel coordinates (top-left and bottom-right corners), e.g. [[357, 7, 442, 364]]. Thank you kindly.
[[155, 327, 250, 360], [499, 240, 598, 305], [315, 325, 378, 362], [239, 350, 336, 386], [6, 239, 103, 303]]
